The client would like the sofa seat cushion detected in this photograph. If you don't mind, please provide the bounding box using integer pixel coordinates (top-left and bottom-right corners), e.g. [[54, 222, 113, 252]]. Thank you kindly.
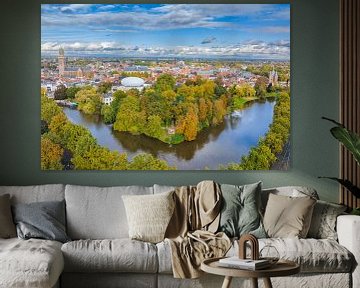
[[62, 239, 158, 273], [230, 238, 354, 273], [0, 238, 64, 288], [157, 238, 354, 274]]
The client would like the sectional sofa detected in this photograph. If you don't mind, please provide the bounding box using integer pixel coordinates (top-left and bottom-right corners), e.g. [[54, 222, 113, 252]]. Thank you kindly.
[[0, 184, 359, 288]]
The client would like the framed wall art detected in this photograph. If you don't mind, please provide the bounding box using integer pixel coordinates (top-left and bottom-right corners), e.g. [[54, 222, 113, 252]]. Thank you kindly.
[[41, 4, 290, 170]]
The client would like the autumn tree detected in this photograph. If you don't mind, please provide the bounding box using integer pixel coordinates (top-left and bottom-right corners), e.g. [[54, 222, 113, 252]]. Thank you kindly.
[[183, 105, 199, 141], [41, 137, 63, 170]]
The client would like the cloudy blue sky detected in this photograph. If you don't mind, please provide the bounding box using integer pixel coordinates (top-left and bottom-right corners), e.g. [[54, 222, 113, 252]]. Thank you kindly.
[[41, 4, 290, 60]]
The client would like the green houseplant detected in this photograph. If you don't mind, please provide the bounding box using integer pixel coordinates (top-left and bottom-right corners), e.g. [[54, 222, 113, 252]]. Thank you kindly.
[[320, 117, 360, 215]]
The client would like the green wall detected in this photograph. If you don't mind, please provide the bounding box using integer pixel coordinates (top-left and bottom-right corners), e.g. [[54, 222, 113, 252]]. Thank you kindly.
[[0, 0, 340, 202]]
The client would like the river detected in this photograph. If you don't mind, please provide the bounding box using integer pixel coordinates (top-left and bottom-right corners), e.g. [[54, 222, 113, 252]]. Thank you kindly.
[[63, 100, 275, 169]]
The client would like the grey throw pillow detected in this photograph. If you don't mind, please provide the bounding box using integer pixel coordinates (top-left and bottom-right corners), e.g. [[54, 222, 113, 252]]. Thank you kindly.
[[0, 194, 16, 238], [12, 200, 70, 243], [307, 200, 347, 240], [218, 182, 266, 238]]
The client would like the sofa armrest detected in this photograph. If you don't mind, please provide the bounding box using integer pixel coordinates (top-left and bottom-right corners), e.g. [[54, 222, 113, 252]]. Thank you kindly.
[[337, 215, 360, 288]]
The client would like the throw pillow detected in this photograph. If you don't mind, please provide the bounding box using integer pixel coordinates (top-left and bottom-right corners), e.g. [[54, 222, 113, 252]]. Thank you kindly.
[[12, 200, 70, 243], [122, 190, 175, 243], [263, 193, 316, 238], [307, 200, 347, 240], [0, 194, 16, 238], [218, 182, 266, 238]]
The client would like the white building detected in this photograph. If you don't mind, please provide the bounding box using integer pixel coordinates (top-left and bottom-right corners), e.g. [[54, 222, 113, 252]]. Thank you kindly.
[[102, 93, 114, 105], [118, 76, 146, 91]]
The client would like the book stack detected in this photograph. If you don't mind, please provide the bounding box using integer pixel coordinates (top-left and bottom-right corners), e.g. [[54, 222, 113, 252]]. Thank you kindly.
[[218, 257, 271, 270]]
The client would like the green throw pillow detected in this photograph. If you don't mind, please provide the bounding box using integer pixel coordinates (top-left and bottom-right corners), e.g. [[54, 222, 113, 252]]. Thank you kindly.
[[218, 182, 266, 238]]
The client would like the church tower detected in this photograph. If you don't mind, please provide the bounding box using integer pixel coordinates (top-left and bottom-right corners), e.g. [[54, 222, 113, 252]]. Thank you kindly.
[[268, 66, 278, 86], [58, 47, 65, 76]]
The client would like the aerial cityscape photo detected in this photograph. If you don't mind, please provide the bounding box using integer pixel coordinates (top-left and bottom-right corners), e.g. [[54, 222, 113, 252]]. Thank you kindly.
[[41, 4, 290, 170]]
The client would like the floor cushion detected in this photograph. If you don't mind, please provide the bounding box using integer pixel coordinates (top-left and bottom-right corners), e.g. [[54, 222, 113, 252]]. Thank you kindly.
[[61, 239, 158, 273], [0, 238, 63, 288]]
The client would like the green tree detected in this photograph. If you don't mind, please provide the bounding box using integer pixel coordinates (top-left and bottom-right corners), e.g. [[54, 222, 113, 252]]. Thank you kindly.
[[66, 87, 81, 99], [113, 95, 145, 134], [101, 90, 127, 124], [97, 82, 112, 94], [254, 77, 268, 98], [41, 94, 63, 123], [127, 154, 175, 170], [145, 115, 163, 138], [154, 74, 176, 92], [54, 84, 67, 100], [75, 87, 102, 115], [236, 84, 256, 98]]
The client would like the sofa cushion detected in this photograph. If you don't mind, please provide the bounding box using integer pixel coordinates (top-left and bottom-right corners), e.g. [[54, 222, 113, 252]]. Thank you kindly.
[[0, 194, 16, 238], [12, 200, 70, 243], [0, 184, 65, 204], [65, 185, 153, 239], [261, 186, 319, 213], [307, 200, 347, 240], [157, 237, 353, 274], [122, 191, 175, 243], [61, 239, 158, 273], [263, 194, 316, 238], [218, 182, 266, 238], [0, 238, 64, 288]]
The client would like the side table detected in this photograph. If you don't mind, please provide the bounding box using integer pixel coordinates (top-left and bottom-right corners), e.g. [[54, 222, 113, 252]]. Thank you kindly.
[[201, 257, 300, 288]]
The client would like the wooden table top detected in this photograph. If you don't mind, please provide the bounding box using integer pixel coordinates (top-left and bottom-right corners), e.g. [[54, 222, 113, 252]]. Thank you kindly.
[[201, 257, 300, 278]]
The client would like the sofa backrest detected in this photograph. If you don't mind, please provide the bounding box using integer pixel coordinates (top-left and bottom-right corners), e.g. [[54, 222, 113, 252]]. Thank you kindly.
[[0, 184, 65, 204], [65, 184, 153, 240]]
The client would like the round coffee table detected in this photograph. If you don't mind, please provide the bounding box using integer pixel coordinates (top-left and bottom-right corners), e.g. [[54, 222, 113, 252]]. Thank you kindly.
[[201, 257, 300, 288]]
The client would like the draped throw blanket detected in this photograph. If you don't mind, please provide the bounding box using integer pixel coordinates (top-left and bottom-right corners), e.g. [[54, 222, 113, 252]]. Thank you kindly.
[[165, 181, 231, 278]]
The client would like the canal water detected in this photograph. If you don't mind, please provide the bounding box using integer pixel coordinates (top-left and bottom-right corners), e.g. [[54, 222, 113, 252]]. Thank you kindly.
[[63, 100, 275, 169]]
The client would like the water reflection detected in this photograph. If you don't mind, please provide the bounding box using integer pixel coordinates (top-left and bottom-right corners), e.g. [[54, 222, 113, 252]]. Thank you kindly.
[[63, 100, 275, 169]]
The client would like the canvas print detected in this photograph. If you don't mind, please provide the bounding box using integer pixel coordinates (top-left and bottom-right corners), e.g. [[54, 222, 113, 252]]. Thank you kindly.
[[41, 4, 290, 170]]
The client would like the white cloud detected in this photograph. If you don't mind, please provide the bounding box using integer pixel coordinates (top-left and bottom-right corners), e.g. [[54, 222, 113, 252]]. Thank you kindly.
[[91, 28, 139, 33], [96, 5, 117, 11], [41, 40, 290, 59], [41, 4, 290, 31]]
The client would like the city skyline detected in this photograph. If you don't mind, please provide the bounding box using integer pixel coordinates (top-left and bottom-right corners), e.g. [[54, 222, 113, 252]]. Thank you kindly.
[[41, 4, 290, 60]]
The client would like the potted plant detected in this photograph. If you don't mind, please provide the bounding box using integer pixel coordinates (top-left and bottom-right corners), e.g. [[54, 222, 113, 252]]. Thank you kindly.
[[320, 117, 360, 215]]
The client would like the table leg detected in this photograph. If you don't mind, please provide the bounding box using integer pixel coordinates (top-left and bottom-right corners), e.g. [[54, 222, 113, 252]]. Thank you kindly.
[[221, 276, 233, 288], [251, 278, 258, 288], [263, 277, 273, 288]]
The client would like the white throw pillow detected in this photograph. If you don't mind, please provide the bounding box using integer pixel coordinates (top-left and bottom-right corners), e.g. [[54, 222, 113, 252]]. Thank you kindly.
[[122, 191, 175, 243]]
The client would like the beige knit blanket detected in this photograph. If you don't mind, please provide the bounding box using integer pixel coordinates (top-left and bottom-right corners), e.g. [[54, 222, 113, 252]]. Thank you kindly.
[[165, 181, 231, 279]]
